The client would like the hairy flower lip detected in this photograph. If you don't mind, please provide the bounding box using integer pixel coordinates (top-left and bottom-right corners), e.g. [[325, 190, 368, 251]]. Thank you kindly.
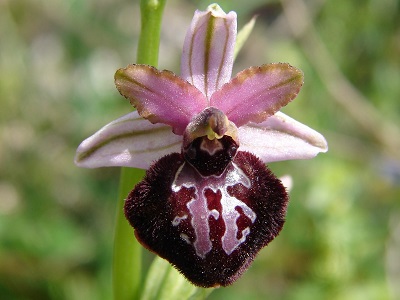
[[124, 150, 289, 287]]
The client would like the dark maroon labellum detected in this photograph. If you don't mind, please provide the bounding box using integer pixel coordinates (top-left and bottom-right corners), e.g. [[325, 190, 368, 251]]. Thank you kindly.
[[124, 150, 288, 287]]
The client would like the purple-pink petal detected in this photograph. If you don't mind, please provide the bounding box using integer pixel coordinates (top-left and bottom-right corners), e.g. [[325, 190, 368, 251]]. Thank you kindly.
[[238, 112, 328, 163], [181, 5, 237, 100], [211, 63, 304, 127], [74, 111, 182, 169], [115, 65, 207, 135]]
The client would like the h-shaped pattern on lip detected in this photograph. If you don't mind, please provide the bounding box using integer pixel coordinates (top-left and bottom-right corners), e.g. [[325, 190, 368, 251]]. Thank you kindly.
[[172, 161, 256, 258]]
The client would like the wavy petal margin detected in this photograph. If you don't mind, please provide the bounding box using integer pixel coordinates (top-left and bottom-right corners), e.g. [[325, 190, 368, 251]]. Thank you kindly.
[[181, 4, 237, 100], [212, 63, 304, 127], [238, 112, 328, 163], [75, 111, 182, 169], [115, 65, 207, 135]]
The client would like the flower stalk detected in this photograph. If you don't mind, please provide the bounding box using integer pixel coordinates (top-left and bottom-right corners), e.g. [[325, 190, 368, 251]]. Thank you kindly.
[[112, 1, 166, 299], [137, 0, 167, 65]]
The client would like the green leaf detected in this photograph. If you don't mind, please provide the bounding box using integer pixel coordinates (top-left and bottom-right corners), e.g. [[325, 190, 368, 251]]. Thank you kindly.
[[140, 256, 214, 300], [140, 257, 170, 300], [187, 288, 215, 300], [234, 16, 257, 60]]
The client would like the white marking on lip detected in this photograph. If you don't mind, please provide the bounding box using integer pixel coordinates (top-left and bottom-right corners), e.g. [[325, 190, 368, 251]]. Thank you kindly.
[[172, 214, 188, 226], [180, 233, 191, 244], [172, 162, 256, 258]]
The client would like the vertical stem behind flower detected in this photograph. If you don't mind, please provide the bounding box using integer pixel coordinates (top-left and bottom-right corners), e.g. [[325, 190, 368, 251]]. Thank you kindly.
[[112, 1, 166, 300], [113, 168, 145, 300], [137, 0, 167, 66]]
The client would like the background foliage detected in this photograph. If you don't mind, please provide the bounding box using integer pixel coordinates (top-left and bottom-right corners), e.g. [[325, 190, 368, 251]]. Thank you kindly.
[[1, 0, 399, 299]]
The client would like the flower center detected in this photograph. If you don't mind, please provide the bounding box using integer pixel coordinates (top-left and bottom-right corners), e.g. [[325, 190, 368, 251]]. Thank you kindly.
[[183, 107, 239, 176]]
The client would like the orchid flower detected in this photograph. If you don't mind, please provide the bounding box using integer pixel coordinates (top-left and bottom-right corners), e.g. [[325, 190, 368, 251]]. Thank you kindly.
[[75, 4, 327, 288]]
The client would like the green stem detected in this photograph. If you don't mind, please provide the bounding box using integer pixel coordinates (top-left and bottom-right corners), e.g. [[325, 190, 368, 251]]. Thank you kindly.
[[112, 1, 166, 300], [113, 169, 144, 300], [137, 0, 167, 65]]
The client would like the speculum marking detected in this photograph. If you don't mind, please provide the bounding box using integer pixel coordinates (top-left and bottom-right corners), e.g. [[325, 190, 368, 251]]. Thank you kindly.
[[172, 162, 256, 258]]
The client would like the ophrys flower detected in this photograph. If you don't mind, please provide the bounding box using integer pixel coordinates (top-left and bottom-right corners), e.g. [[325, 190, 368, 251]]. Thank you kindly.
[[75, 4, 327, 287]]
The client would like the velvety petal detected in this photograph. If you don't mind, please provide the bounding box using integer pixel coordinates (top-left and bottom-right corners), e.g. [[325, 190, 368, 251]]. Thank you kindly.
[[115, 65, 207, 135], [238, 112, 328, 163], [125, 151, 288, 287], [74, 111, 182, 169], [181, 4, 237, 100], [211, 63, 304, 127]]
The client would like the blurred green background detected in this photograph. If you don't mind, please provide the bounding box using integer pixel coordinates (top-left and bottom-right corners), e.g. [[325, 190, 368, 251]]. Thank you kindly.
[[1, 0, 399, 299]]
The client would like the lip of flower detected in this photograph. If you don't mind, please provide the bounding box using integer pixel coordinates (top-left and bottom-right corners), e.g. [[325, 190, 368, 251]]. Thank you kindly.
[[74, 3, 328, 288]]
